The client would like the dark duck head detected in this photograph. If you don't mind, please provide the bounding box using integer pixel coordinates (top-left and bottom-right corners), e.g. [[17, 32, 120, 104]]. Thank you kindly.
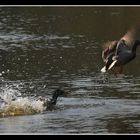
[[101, 26, 140, 74], [42, 89, 68, 110]]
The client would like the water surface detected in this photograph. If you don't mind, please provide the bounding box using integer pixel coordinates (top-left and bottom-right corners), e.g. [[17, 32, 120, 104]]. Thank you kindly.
[[0, 7, 140, 134]]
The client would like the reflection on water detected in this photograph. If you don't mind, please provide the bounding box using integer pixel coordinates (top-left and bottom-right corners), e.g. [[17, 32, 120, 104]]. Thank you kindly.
[[0, 7, 140, 134]]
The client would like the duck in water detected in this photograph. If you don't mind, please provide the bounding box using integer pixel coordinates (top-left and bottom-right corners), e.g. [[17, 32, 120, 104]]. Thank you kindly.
[[39, 89, 68, 111], [101, 26, 140, 74], [0, 89, 68, 117]]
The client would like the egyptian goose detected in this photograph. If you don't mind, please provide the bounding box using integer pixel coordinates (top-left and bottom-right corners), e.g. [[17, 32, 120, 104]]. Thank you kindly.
[[101, 26, 140, 74]]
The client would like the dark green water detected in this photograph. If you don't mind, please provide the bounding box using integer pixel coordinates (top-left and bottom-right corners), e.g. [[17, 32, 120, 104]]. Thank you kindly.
[[0, 7, 140, 134]]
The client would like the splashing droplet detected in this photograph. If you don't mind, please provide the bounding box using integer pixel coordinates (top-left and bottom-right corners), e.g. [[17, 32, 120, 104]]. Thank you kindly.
[[0, 86, 47, 117]]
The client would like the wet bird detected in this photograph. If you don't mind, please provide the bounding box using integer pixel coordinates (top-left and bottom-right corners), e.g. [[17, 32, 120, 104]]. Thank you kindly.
[[101, 26, 140, 74], [39, 89, 68, 110], [0, 89, 68, 117]]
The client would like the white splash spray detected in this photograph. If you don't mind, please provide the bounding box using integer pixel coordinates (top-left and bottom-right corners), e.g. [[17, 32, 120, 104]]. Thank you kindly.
[[0, 86, 47, 117]]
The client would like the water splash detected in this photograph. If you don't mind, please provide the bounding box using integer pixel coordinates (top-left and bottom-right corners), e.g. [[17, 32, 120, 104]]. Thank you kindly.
[[0, 86, 47, 117]]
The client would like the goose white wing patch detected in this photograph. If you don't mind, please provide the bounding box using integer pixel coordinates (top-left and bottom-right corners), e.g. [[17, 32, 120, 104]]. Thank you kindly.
[[101, 60, 118, 73], [108, 60, 117, 70], [101, 66, 106, 73]]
